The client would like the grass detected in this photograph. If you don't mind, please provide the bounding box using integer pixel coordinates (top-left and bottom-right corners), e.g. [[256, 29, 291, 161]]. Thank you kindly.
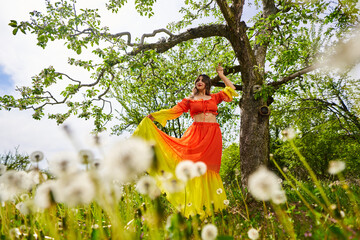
[[0, 140, 359, 239]]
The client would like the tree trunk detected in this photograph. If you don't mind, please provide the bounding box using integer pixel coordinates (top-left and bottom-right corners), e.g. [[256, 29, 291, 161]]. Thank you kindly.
[[239, 91, 270, 186]]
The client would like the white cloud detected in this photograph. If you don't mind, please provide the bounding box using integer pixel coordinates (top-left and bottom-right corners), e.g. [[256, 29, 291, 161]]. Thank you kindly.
[[0, 0, 184, 159]]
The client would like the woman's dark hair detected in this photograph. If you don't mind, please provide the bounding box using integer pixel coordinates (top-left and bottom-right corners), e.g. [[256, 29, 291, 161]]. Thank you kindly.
[[190, 74, 211, 99]]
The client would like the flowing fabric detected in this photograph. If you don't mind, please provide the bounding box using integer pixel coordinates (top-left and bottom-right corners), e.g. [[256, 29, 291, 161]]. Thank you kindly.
[[133, 87, 238, 218]]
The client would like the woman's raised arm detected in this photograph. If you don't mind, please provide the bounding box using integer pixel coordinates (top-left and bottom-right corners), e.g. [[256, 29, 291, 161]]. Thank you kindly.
[[216, 64, 236, 90]]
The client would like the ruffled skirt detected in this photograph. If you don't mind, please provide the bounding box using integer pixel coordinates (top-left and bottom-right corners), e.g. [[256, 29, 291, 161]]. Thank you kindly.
[[133, 118, 227, 217]]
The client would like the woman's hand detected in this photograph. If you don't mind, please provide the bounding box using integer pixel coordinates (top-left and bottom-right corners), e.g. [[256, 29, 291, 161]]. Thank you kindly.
[[216, 64, 225, 76], [147, 114, 155, 121]]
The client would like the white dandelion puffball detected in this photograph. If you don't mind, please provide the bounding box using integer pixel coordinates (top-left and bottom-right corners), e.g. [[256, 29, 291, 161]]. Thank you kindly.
[[248, 166, 282, 201], [216, 188, 223, 195], [34, 180, 58, 209], [136, 175, 160, 199], [271, 189, 287, 205], [175, 160, 196, 182], [102, 138, 153, 182], [201, 224, 218, 240], [328, 161, 346, 175], [247, 228, 259, 240], [163, 179, 185, 193], [30, 151, 44, 163], [223, 199, 230, 206], [16, 201, 30, 215], [56, 172, 96, 207], [193, 161, 207, 177], [78, 149, 94, 165], [0, 164, 7, 175], [48, 152, 80, 177], [281, 128, 296, 141]]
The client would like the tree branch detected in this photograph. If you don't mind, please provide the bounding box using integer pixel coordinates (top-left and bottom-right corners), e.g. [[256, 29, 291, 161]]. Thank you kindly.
[[268, 65, 317, 89], [128, 24, 229, 55], [254, 0, 278, 71]]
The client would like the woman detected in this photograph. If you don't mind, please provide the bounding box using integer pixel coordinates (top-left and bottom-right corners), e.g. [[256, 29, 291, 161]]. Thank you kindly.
[[133, 64, 238, 218]]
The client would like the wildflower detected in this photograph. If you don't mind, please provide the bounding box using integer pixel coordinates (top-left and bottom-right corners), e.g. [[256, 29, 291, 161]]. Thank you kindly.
[[247, 228, 259, 240], [102, 138, 153, 182], [136, 175, 160, 199], [175, 160, 195, 182], [330, 204, 337, 210], [340, 210, 345, 218], [48, 152, 80, 177], [223, 199, 230, 206], [78, 149, 94, 165], [30, 151, 44, 163], [201, 224, 218, 240], [0, 164, 6, 175], [248, 166, 281, 201], [271, 190, 287, 205], [281, 128, 296, 141], [216, 188, 223, 195], [193, 161, 207, 177], [328, 161, 345, 175], [234, 168, 240, 176]]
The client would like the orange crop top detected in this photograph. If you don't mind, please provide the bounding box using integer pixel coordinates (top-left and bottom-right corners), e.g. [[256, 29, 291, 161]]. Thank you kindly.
[[150, 86, 238, 127]]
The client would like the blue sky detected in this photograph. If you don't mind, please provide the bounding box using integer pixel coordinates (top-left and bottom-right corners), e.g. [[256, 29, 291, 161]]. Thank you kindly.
[[0, 66, 13, 93]]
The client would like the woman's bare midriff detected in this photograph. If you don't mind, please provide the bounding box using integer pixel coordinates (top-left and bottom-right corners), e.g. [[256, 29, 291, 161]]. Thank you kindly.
[[193, 113, 217, 123]]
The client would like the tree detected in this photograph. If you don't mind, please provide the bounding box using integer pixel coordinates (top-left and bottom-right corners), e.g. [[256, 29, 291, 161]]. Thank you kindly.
[[1, 0, 359, 184]]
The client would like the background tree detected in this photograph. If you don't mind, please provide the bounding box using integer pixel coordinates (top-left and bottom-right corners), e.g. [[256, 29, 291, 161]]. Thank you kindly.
[[1, 0, 359, 184]]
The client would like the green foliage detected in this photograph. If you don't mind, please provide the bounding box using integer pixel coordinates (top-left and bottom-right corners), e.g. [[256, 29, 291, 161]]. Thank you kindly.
[[0, 148, 30, 171], [220, 143, 240, 185], [270, 72, 360, 180]]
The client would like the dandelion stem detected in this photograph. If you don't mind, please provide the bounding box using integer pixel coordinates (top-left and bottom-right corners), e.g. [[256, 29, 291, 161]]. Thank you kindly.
[[289, 140, 331, 207]]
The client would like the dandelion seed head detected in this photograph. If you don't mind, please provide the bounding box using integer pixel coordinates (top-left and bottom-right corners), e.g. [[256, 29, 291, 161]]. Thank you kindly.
[[281, 128, 296, 141], [163, 179, 185, 193], [216, 188, 223, 195], [30, 151, 44, 163], [223, 199, 230, 206], [234, 168, 240, 176], [49, 152, 79, 177], [78, 149, 94, 165], [16, 201, 30, 215], [201, 224, 218, 240], [175, 160, 195, 182], [330, 204, 337, 210], [136, 175, 160, 199], [102, 138, 153, 182], [247, 228, 259, 240], [193, 161, 207, 177], [248, 166, 281, 201], [34, 180, 58, 209], [328, 161, 345, 175], [56, 172, 95, 206]]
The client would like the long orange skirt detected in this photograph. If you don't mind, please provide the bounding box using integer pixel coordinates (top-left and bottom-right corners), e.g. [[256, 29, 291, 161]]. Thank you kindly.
[[133, 117, 227, 217]]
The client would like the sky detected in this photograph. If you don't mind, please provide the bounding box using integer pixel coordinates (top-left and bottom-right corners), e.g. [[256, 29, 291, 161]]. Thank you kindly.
[[0, 0, 188, 162], [0, 0, 359, 165]]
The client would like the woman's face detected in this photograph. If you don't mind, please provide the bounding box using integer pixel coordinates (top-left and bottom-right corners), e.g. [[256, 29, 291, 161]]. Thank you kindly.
[[195, 76, 206, 91]]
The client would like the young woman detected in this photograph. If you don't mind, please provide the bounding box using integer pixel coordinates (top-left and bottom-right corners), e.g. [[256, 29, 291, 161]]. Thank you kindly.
[[133, 64, 238, 218]]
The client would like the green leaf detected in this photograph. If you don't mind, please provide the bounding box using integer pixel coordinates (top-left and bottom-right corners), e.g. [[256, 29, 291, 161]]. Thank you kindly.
[[12, 28, 18, 35]]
